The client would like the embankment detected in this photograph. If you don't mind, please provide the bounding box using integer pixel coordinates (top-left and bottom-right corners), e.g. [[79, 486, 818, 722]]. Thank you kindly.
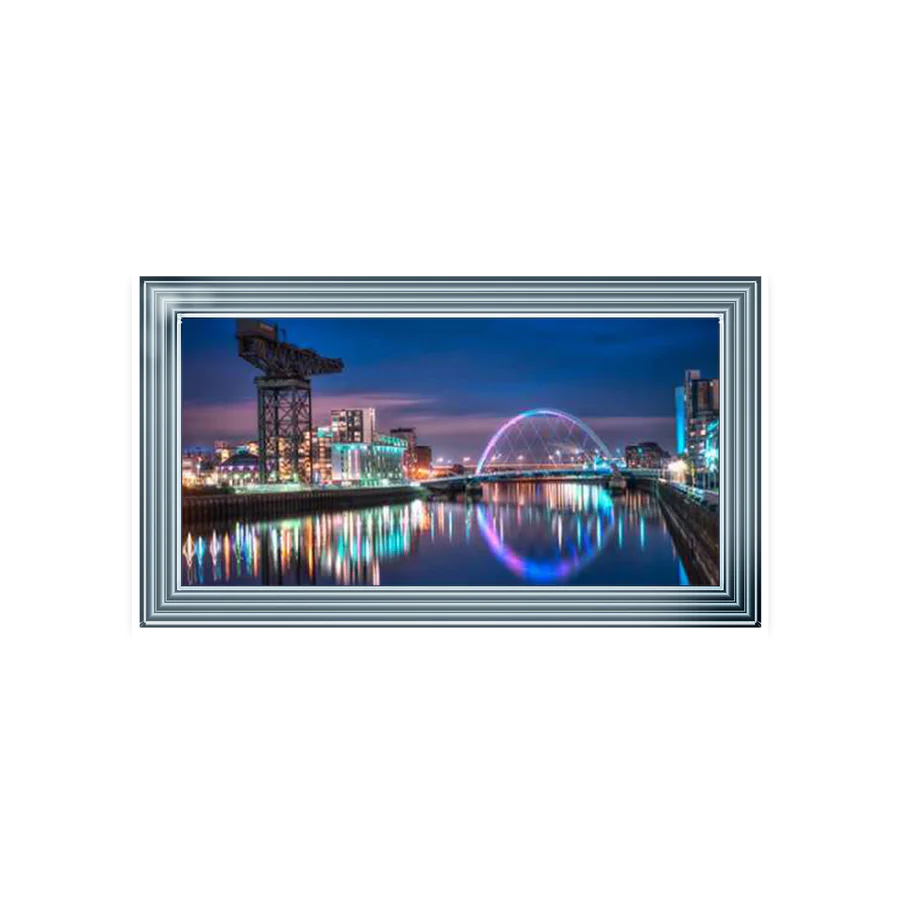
[[632, 478, 720, 586], [182, 484, 425, 526]]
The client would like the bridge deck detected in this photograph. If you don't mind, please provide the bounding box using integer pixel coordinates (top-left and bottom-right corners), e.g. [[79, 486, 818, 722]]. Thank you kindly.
[[422, 468, 625, 486]]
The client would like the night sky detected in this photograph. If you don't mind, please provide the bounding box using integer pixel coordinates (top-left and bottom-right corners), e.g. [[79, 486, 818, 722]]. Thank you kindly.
[[181, 317, 719, 458]]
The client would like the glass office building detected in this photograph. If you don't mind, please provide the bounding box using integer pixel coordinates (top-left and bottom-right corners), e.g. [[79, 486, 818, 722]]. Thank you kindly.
[[674, 386, 686, 455], [331, 434, 407, 486]]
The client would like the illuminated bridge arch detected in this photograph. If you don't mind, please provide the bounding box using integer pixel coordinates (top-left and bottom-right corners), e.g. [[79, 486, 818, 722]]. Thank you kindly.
[[475, 409, 614, 475]]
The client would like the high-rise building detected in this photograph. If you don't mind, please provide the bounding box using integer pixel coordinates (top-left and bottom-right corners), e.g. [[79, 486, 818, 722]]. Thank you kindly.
[[674, 386, 686, 455], [390, 427, 417, 478], [331, 408, 375, 444], [679, 369, 700, 455], [686, 374, 719, 472], [691, 377, 719, 416]]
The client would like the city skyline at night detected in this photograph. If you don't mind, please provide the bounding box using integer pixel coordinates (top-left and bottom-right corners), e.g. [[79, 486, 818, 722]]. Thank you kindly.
[[181, 316, 719, 458]]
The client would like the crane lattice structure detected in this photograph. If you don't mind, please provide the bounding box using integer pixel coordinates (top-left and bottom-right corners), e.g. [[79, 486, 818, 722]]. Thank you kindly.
[[236, 320, 344, 485]]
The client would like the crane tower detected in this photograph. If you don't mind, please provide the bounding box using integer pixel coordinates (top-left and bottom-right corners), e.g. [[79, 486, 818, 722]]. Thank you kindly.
[[236, 320, 344, 484]]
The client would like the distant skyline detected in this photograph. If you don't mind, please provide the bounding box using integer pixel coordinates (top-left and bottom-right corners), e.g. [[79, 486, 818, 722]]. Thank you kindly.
[[181, 317, 719, 457]]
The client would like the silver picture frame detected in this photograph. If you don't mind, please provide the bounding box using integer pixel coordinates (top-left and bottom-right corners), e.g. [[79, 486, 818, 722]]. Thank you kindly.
[[140, 277, 760, 626]]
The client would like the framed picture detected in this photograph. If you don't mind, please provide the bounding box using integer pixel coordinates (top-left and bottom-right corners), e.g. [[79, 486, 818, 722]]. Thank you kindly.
[[140, 277, 760, 626]]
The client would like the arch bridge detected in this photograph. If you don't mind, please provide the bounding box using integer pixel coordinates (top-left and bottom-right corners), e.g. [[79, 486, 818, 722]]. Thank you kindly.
[[424, 409, 641, 490]]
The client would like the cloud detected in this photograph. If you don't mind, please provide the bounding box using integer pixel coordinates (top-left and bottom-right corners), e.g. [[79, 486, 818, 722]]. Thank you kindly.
[[313, 393, 430, 421], [351, 411, 679, 456], [392, 413, 508, 438], [182, 393, 678, 456], [583, 415, 675, 433], [182, 399, 257, 445], [582, 416, 677, 453]]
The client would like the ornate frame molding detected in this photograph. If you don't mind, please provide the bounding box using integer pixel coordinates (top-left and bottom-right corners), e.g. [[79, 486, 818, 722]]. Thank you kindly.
[[140, 277, 760, 626]]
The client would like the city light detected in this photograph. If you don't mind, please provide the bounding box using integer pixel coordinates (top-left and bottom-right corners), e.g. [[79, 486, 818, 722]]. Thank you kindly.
[[181, 318, 720, 591], [667, 459, 689, 484]]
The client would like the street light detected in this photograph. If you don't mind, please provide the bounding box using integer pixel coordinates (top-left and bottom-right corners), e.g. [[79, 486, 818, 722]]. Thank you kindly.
[[667, 459, 688, 483]]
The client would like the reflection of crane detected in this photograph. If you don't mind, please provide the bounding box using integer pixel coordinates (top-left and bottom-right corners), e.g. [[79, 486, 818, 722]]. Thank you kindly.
[[237, 320, 343, 484]]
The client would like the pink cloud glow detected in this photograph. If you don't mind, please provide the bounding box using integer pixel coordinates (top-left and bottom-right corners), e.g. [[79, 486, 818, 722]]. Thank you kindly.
[[182, 393, 431, 446], [182, 395, 676, 456]]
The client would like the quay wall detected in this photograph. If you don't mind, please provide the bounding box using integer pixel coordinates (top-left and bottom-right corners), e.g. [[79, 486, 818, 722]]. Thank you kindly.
[[631, 477, 720, 586], [182, 485, 425, 526]]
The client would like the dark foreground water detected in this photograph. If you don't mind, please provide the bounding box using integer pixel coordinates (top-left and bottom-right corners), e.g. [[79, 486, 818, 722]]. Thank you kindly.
[[182, 482, 694, 587]]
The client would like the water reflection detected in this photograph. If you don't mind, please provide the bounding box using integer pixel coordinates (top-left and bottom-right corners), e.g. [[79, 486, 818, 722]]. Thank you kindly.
[[476, 482, 616, 582], [181, 482, 694, 587], [183, 502, 430, 586]]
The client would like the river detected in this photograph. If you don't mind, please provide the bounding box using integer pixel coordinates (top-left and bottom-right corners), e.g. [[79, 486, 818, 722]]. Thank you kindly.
[[181, 481, 694, 588]]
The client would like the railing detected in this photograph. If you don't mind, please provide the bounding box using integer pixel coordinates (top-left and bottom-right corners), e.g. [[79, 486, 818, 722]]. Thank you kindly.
[[422, 467, 720, 501], [666, 481, 719, 508]]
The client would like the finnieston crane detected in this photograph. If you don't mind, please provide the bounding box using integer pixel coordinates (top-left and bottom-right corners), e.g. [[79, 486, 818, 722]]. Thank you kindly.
[[236, 319, 344, 484]]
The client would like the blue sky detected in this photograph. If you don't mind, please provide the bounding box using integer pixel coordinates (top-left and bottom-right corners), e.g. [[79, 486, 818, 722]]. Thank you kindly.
[[181, 316, 719, 457]]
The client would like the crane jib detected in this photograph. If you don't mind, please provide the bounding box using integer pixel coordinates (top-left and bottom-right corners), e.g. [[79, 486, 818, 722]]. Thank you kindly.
[[235, 320, 344, 484]]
